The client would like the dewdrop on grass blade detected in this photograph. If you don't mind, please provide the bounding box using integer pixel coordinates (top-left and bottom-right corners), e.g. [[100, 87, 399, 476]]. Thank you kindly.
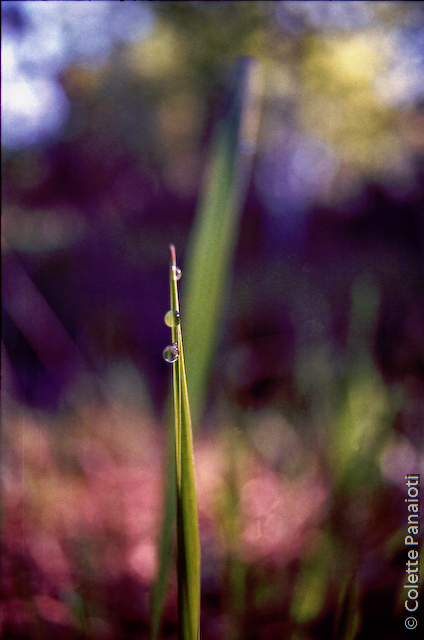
[[163, 342, 179, 364], [164, 309, 180, 327], [171, 265, 182, 281]]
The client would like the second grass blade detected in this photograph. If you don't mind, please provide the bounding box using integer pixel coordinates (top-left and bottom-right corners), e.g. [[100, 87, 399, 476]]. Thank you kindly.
[[183, 57, 262, 427]]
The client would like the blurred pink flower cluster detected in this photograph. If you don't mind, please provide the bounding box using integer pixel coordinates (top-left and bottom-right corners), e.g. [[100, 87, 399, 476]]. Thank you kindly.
[[1, 407, 328, 638], [1, 408, 163, 638]]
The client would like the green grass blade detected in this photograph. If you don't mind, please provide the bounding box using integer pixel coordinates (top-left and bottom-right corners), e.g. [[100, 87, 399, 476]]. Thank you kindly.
[[183, 57, 262, 427], [151, 245, 201, 640], [170, 245, 201, 640]]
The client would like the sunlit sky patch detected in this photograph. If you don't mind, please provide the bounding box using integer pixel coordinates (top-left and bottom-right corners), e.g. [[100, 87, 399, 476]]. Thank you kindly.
[[275, 0, 372, 33], [1, 0, 155, 149], [374, 21, 424, 108]]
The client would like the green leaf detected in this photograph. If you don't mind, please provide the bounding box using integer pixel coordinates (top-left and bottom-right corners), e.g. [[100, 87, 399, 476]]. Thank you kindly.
[[183, 56, 262, 427], [290, 534, 333, 625], [151, 245, 201, 640], [333, 573, 362, 640]]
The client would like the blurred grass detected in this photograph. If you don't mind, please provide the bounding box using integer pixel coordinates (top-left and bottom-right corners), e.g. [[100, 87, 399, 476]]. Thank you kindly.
[[183, 56, 262, 427], [290, 534, 332, 625], [329, 275, 395, 489]]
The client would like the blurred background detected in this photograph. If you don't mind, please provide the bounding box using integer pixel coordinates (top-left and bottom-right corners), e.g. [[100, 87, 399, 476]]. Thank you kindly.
[[2, 1, 424, 639]]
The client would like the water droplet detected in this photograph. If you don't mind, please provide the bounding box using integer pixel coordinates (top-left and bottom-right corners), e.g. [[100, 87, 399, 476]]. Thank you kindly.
[[164, 309, 180, 327], [171, 265, 182, 281], [163, 342, 179, 363]]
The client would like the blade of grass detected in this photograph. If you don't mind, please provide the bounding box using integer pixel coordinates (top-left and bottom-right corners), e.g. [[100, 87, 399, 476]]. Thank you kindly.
[[183, 56, 262, 427], [170, 245, 200, 640], [332, 572, 361, 640]]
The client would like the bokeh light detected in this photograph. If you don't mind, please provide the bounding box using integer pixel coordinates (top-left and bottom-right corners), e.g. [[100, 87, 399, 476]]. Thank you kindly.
[[1, 0, 155, 148]]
